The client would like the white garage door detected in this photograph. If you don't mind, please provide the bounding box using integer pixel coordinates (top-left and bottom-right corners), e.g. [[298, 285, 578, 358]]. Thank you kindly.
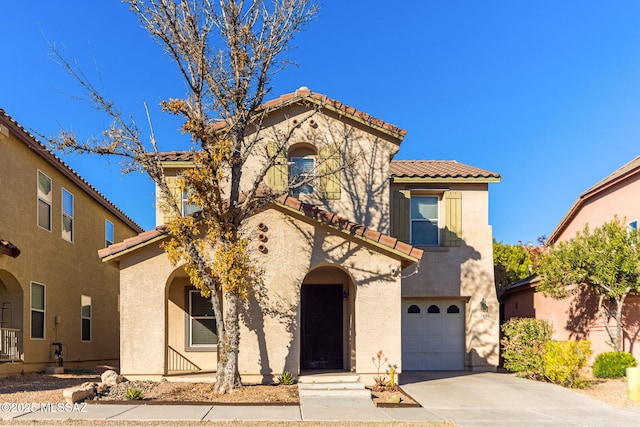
[[402, 299, 465, 370]]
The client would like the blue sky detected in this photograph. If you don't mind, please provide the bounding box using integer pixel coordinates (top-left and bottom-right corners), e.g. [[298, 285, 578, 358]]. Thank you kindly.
[[3, 1, 640, 244]]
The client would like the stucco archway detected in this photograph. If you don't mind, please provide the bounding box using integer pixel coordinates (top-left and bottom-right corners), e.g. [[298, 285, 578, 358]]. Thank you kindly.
[[300, 264, 356, 372], [0, 269, 23, 361], [165, 268, 218, 375]]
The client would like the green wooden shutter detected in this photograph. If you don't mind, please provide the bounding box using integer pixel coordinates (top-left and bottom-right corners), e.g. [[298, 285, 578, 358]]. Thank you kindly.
[[266, 142, 288, 192], [444, 191, 462, 246], [318, 144, 341, 200], [392, 190, 411, 243]]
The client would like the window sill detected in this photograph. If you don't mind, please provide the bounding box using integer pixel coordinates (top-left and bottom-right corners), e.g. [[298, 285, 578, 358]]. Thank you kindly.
[[185, 346, 218, 353], [412, 245, 450, 252]]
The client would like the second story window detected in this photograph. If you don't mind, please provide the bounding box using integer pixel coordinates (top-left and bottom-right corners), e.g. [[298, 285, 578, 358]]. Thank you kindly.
[[290, 157, 315, 195], [105, 220, 114, 247], [37, 171, 52, 231], [62, 189, 74, 242], [182, 190, 200, 216], [410, 195, 439, 245]]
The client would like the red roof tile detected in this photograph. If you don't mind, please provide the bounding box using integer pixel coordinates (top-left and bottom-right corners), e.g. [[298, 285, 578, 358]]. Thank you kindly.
[[390, 160, 501, 180], [99, 195, 423, 261], [210, 87, 407, 140]]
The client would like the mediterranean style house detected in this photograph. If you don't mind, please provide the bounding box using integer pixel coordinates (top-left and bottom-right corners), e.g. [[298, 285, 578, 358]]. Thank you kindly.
[[500, 156, 640, 361], [0, 109, 142, 376], [98, 88, 501, 383]]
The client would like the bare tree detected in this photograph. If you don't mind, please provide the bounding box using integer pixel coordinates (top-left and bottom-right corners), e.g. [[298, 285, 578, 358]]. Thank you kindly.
[[48, 0, 324, 393]]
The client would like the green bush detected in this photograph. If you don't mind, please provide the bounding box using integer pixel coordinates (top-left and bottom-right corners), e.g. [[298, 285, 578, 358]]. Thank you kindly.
[[543, 340, 592, 388], [592, 352, 637, 379], [501, 318, 553, 380]]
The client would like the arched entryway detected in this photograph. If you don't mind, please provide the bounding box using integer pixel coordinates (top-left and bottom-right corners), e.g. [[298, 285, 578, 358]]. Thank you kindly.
[[300, 265, 354, 371], [165, 269, 218, 375], [0, 270, 24, 362]]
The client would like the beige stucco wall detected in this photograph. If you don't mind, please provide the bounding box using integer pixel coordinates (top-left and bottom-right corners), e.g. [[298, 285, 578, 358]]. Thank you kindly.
[[118, 206, 404, 382], [156, 103, 401, 234], [0, 127, 139, 375], [392, 182, 499, 371]]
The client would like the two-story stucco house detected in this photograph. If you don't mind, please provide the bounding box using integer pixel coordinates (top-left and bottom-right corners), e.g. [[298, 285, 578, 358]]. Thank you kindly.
[[99, 88, 501, 383], [0, 109, 142, 375], [500, 156, 640, 361]]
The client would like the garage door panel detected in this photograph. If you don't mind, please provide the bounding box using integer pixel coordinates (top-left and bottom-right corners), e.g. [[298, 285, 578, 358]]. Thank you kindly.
[[402, 299, 465, 371]]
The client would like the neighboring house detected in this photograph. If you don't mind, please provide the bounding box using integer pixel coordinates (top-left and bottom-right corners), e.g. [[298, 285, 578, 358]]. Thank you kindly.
[[98, 88, 501, 383], [500, 156, 640, 360], [0, 110, 142, 375]]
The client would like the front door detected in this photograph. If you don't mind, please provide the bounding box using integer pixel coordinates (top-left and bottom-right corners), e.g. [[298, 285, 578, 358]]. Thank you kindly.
[[301, 284, 343, 369]]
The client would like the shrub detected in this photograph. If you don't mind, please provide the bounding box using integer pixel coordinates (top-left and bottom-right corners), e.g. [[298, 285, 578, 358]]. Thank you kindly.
[[276, 371, 296, 385], [501, 318, 553, 380], [125, 388, 144, 400], [592, 352, 637, 379], [543, 340, 591, 388]]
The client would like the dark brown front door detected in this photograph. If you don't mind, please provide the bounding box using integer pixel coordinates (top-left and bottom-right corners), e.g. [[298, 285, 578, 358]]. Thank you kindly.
[[301, 284, 343, 369]]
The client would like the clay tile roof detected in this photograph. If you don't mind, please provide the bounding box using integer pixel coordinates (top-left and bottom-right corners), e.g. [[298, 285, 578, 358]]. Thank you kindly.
[[99, 196, 423, 263], [0, 109, 143, 233], [211, 87, 407, 140], [390, 160, 501, 180], [0, 238, 21, 258], [157, 151, 195, 162]]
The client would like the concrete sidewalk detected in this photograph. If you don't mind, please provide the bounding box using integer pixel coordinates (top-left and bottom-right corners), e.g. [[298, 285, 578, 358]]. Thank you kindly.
[[3, 372, 640, 425]]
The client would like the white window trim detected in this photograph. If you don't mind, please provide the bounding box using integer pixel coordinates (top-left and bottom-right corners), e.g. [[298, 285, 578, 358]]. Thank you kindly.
[[81, 295, 92, 342], [410, 194, 441, 246], [105, 220, 114, 247], [37, 170, 52, 232], [30, 282, 46, 340], [61, 188, 74, 243], [188, 290, 217, 348]]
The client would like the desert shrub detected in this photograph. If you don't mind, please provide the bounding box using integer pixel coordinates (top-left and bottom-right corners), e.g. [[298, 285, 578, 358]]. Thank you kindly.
[[592, 352, 637, 379], [501, 318, 553, 379], [276, 371, 296, 385], [125, 388, 144, 400], [543, 340, 592, 388]]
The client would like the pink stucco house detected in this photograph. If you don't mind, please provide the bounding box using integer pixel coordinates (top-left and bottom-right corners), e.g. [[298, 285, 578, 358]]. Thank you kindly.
[[500, 156, 640, 361]]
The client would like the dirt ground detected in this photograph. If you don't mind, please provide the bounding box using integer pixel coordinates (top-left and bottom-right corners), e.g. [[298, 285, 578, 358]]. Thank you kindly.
[[0, 368, 638, 409]]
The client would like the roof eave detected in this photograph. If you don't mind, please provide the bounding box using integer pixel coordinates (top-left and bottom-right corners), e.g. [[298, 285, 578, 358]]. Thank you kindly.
[[391, 177, 501, 184]]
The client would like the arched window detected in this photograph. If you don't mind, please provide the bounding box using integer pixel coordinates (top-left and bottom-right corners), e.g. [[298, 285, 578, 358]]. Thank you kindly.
[[427, 304, 440, 314], [289, 145, 317, 196], [407, 304, 420, 314], [447, 304, 460, 314]]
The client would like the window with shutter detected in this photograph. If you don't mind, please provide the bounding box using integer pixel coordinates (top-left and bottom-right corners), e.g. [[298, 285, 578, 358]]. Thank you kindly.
[[266, 142, 288, 192], [318, 144, 341, 200]]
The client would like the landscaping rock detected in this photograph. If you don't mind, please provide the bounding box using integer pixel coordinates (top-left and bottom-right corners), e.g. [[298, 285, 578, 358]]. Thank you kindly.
[[63, 385, 95, 404], [101, 370, 124, 386]]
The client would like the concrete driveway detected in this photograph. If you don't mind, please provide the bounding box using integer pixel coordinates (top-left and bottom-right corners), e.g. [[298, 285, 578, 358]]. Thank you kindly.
[[400, 371, 640, 427]]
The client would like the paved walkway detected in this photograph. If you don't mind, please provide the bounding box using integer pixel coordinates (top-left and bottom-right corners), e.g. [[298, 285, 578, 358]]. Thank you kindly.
[[1, 372, 640, 425]]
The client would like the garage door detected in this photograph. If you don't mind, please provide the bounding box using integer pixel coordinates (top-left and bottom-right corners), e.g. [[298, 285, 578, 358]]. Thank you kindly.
[[402, 299, 465, 370]]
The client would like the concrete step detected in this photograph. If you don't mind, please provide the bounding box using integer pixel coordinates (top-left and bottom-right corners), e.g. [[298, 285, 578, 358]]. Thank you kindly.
[[298, 374, 370, 399]]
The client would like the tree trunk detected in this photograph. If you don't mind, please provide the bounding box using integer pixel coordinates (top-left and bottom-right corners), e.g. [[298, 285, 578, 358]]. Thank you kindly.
[[214, 290, 242, 393]]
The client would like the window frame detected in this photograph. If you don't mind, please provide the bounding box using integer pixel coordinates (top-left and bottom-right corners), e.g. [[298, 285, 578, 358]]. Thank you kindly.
[[30, 282, 46, 340], [290, 156, 316, 196], [410, 195, 440, 246], [187, 289, 217, 350], [81, 295, 92, 342], [181, 190, 200, 216], [105, 220, 114, 247], [37, 170, 52, 232], [61, 188, 74, 242]]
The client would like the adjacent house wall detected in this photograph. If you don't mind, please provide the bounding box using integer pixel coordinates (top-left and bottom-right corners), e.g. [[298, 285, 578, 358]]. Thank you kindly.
[[0, 117, 140, 375]]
